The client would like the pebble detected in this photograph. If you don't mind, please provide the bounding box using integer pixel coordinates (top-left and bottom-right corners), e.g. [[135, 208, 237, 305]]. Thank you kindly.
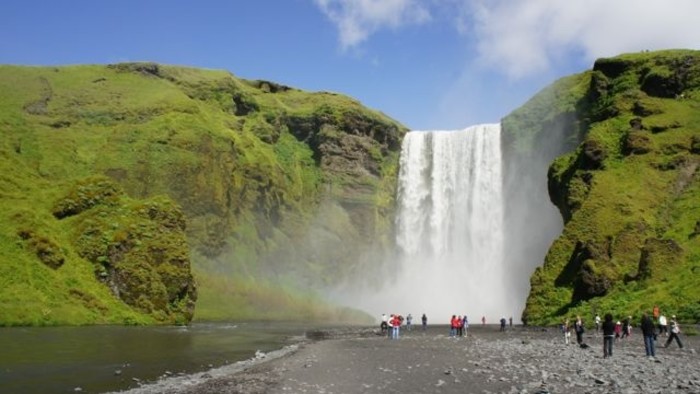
[[126, 327, 698, 394]]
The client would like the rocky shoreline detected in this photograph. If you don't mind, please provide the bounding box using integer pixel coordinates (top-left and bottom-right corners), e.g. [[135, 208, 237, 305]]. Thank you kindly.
[[114, 325, 699, 394]]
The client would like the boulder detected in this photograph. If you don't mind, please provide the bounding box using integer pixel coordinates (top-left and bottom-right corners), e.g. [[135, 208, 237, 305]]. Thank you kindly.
[[623, 130, 653, 155]]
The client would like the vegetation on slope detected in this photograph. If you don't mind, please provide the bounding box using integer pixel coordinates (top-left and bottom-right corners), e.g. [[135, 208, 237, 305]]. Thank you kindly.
[[0, 63, 405, 325], [511, 50, 700, 325]]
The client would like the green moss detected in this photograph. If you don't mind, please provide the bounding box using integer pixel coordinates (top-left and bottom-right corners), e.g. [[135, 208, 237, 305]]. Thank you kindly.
[[0, 62, 408, 325], [502, 73, 590, 156], [519, 50, 700, 324]]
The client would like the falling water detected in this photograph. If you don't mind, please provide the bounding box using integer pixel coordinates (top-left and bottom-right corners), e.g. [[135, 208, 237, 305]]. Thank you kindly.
[[343, 124, 514, 324], [391, 124, 508, 322]]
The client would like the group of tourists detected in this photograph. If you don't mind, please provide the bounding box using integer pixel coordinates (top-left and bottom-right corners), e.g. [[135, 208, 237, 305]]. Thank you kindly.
[[449, 315, 469, 337], [561, 315, 587, 345], [381, 313, 519, 339], [381, 306, 687, 361], [381, 313, 429, 339], [563, 306, 684, 359]]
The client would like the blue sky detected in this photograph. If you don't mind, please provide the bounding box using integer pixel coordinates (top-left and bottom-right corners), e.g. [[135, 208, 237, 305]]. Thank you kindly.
[[2, 0, 699, 130]]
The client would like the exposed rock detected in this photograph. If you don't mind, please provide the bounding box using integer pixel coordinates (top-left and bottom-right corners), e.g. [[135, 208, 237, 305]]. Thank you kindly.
[[593, 57, 630, 78], [635, 238, 684, 281], [640, 56, 697, 98], [248, 80, 293, 93], [61, 178, 197, 323], [623, 130, 653, 155], [629, 117, 644, 130], [632, 101, 662, 117], [691, 135, 700, 154], [17, 228, 65, 269], [108, 62, 162, 78], [52, 177, 122, 219], [577, 260, 613, 298], [650, 120, 682, 134], [580, 138, 607, 169], [562, 240, 614, 300]]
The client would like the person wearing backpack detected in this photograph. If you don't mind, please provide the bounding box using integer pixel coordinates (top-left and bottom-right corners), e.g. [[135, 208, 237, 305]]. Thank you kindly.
[[664, 315, 684, 349]]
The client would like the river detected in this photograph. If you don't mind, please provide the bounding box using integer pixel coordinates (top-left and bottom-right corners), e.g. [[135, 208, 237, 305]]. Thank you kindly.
[[0, 322, 309, 394]]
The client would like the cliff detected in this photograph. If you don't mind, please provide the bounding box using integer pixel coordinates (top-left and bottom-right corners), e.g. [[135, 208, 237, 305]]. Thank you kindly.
[[0, 63, 406, 325], [504, 50, 700, 324]]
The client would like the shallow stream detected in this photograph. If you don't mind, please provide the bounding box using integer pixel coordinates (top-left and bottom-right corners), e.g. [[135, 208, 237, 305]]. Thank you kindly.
[[0, 322, 307, 393]]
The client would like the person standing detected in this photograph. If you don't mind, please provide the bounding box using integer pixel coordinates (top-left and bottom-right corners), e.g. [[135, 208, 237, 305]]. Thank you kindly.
[[392, 314, 401, 339], [500, 317, 506, 332], [406, 313, 413, 331], [421, 313, 427, 331], [450, 315, 458, 337], [640, 312, 656, 357], [574, 315, 585, 345], [481, 316, 486, 325], [594, 314, 601, 333], [664, 316, 684, 349], [621, 316, 631, 339], [562, 319, 571, 345], [381, 313, 388, 334], [602, 313, 615, 358], [462, 315, 469, 336], [658, 314, 668, 336]]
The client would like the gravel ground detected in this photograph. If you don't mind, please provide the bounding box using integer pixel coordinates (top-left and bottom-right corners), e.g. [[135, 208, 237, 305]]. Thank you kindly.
[[116, 325, 699, 394]]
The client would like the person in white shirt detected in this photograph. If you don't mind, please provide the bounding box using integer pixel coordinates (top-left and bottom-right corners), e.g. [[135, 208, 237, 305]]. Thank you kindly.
[[664, 316, 683, 348], [658, 314, 668, 336]]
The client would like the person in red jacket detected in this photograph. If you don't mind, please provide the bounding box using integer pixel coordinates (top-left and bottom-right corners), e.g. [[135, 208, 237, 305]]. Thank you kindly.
[[449, 315, 457, 337], [389, 314, 401, 339]]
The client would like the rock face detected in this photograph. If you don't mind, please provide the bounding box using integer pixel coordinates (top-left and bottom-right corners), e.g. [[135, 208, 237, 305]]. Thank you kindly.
[[57, 177, 197, 322], [0, 63, 405, 325], [507, 50, 700, 324]]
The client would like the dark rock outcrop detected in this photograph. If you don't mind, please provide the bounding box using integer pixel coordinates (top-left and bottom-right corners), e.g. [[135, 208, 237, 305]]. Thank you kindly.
[[64, 178, 197, 323]]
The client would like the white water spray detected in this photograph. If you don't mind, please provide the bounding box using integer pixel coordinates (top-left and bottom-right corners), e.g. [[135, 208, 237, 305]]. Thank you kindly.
[[346, 124, 513, 324]]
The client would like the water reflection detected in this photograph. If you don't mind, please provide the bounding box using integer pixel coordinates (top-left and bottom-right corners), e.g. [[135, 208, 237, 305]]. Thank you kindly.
[[0, 322, 306, 393]]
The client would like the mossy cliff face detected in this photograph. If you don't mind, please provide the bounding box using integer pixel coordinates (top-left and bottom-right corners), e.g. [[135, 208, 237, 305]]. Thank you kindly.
[[0, 63, 405, 325], [55, 177, 197, 323], [506, 50, 700, 325]]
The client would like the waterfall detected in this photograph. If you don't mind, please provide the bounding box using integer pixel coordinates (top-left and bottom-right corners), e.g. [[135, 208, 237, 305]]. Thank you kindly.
[[333, 124, 516, 323], [391, 124, 508, 322]]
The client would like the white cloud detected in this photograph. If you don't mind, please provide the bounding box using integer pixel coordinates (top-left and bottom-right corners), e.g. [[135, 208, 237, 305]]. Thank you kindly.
[[460, 0, 700, 78], [313, 0, 431, 49], [315, 0, 700, 78]]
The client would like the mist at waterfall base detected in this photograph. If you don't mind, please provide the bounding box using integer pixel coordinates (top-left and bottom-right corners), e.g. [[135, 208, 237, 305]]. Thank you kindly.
[[331, 124, 562, 325]]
